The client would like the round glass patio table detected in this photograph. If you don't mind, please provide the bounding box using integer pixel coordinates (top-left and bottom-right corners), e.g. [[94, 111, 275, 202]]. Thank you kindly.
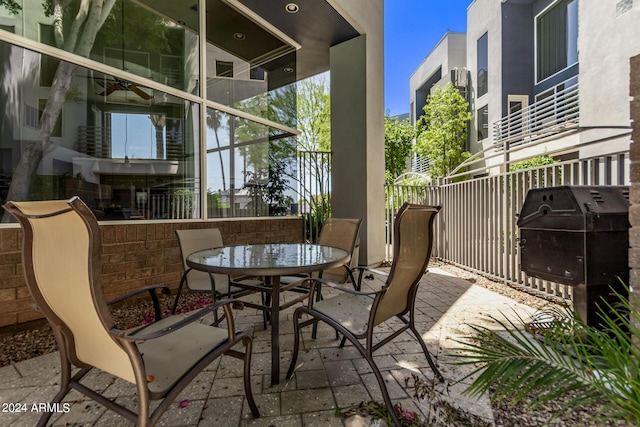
[[187, 243, 350, 385]]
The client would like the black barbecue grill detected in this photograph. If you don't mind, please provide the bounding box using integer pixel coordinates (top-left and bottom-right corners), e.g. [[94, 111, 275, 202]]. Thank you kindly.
[[517, 185, 629, 328]]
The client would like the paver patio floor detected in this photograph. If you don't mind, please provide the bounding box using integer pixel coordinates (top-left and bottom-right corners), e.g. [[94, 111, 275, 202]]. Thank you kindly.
[[0, 267, 538, 426]]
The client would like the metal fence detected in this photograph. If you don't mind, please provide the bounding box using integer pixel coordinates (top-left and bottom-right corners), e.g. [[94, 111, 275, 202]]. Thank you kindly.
[[385, 151, 629, 301], [493, 82, 579, 148], [296, 151, 332, 242]]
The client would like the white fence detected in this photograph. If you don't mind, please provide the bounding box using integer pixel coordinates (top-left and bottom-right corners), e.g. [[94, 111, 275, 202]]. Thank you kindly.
[[385, 151, 629, 301]]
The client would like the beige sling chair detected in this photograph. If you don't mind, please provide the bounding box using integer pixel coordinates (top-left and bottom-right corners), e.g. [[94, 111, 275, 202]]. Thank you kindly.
[[279, 217, 362, 289], [278, 218, 362, 335], [172, 229, 268, 327], [286, 203, 443, 427], [3, 197, 259, 427]]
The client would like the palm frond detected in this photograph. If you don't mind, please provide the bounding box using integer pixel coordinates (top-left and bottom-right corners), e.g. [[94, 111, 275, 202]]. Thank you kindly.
[[450, 285, 640, 425]]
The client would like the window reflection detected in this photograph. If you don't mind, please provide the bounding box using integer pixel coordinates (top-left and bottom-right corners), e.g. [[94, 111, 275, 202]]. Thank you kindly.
[[0, 0, 300, 222], [206, 108, 296, 218], [3, 0, 199, 94], [204, 0, 297, 126], [0, 42, 199, 222]]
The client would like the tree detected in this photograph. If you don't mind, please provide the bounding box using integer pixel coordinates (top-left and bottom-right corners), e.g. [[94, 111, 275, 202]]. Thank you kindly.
[[384, 115, 415, 183], [295, 75, 330, 152], [414, 83, 472, 181], [2, 0, 168, 221]]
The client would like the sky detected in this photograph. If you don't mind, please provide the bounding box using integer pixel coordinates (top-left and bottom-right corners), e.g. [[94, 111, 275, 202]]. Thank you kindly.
[[384, 0, 472, 117]]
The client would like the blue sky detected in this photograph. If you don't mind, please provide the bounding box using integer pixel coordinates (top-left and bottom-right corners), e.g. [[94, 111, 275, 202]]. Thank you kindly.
[[384, 0, 472, 117]]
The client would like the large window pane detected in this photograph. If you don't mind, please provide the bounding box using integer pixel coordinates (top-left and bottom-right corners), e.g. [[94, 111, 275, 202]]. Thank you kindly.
[[537, 0, 578, 82], [477, 32, 488, 97], [2, 0, 199, 94], [205, 0, 297, 127], [0, 41, 200, 222], [206, 108, 296, 218]]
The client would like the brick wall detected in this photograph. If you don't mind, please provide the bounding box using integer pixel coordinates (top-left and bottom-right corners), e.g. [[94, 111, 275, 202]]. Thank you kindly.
[[0, 217, 303, 328]]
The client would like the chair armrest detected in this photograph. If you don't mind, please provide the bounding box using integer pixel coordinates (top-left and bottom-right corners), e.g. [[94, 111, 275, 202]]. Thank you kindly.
[[112, 298, 237, 342], [107, 285, 171, 322]]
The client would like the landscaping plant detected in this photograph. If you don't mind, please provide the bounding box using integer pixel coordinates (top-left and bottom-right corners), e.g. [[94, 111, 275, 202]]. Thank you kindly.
[[453, 286, 640, 425]]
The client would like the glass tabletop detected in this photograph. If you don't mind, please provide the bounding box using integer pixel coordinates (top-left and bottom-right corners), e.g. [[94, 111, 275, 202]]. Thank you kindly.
[[186, 243, 350, 277]]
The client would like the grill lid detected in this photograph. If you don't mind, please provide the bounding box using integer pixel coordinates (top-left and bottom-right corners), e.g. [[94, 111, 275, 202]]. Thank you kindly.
[[517, 186, 629, 231]]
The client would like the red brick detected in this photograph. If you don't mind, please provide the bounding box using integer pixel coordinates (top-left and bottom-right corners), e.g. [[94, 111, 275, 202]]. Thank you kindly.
[[126, 267, 153, 280], [0, 228, 19, 252], [0, 297, 35, 315], [0, 264, 16, 277], [101, 226, 116, 244], [16, 287, 32, 300], [0, 288, 15, 302], [102, 271, 127, 284], [108, 252, 126, 263], [0, 252, 21, 265], [0, 275, 26, 290], [114, 225, 127, 243], [17, 310, 45, 324], [127, 249, 162, 262], [102, 262, 127, 275], [0, 313, 17, 327]]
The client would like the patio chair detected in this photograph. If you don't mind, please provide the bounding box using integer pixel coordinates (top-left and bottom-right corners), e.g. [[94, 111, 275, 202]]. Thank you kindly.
[[2, 197, 260, 427], [278, 217, 361, 336], [286, 203, 443, 427], [171, 228, 265, 321], [280, 217, 362, 289]]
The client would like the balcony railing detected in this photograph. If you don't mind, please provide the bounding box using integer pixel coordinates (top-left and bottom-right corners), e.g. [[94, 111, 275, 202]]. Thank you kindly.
[[76, 126, 112, 158], [493, 83, 579, 148]]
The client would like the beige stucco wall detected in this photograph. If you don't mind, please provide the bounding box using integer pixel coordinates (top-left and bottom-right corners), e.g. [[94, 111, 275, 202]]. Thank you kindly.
[[328, 0, 385, 266]]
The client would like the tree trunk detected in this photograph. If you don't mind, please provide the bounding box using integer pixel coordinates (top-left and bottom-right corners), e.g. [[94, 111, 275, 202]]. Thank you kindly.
[[2, 0, 115, 222]]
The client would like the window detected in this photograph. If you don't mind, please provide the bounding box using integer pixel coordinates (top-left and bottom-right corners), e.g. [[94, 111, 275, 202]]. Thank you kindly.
[[536, 0, 578, 82], [39, 24, 59, 87], [477, 105, 489, 141], [477, 32, 488, 97], [216, 60, 234, 78], [0, 1, 298, 222]]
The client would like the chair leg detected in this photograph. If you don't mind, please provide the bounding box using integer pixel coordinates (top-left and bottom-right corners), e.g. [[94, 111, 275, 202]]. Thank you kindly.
[[409, 324, 444, 382], [335, 330, 403, 427], [366, 357, 402, 427], [37, 359, 74, 427], [286, 310, 303, 379], [171, 271, 189, 314], [242, 336, 260, 417], [311, 283, 322, 339]]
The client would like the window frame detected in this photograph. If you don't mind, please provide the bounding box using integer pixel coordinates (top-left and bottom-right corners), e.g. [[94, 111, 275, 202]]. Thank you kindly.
[[534, 0, 579, 84], [477, 32, 488, 98]]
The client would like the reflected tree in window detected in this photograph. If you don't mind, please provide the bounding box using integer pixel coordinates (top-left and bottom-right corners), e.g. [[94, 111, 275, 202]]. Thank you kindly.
[[2, 0, 169, 221], [207, 110, 227, 191]]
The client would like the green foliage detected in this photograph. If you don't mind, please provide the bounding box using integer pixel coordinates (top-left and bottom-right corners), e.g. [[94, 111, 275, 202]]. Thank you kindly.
[[509, 155, 557, 172], [453, 285, 640, 425], [384, 115, 415, 184], [414, 83, 472, 180], [0, 0, 20, 14], [243, 139, 297, 216], [206, 191, 228, 209], [169, 188, 195, 218], [98, 1, 169, 54], [296, 75, 331, 152]]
